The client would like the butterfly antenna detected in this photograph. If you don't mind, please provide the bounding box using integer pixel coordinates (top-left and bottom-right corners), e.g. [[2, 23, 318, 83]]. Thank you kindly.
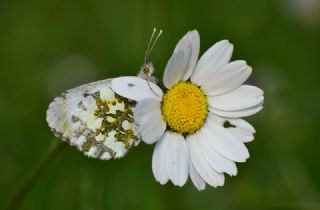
[[144, 28, 157, 63], [146, 29, 162, 61], [146, 79, 160, 98]]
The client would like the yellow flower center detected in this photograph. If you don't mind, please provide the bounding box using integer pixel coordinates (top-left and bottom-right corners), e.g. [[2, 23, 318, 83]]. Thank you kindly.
[[161, 82, 208, 134]]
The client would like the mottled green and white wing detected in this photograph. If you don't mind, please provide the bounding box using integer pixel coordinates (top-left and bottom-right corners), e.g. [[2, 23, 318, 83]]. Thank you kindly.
[[46, 79, 139, 160]]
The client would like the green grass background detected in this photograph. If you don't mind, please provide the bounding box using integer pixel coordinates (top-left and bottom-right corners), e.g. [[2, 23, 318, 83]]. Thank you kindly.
[[1, 0, 320, 209]]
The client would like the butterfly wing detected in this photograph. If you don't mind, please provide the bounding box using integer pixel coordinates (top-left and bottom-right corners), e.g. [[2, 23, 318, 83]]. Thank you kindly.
[[46, 79, 139, 160]]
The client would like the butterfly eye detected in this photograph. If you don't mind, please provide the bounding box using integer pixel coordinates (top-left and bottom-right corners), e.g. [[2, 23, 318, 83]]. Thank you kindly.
[[143, 67, 150, 75]]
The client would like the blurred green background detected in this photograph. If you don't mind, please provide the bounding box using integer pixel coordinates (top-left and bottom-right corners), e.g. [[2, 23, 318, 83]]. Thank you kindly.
[[1, 0, 320, 209]]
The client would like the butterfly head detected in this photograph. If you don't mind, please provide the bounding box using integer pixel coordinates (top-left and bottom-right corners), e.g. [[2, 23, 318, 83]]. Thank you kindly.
[[138, 62, 157, 83], [137, 28, 162, 84]]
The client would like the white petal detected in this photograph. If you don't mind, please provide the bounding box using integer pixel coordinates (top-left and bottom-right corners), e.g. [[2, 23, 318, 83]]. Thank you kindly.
[[152, 137, 170, 185], [187, 133, 225, 187], [226, 118, 255, 143], [198, 128, 237, 176], [165, 132, 189, 186], [189, 160, 206, 191], [208, 112, 255, 133], [228, 118, 255, 133], [134, 99, 166, 144], [207, 113, 256, 143], [163, 50, 190, 88], [163, 30, 200, 88], [111, 76, 163, 101], [203, 116, 250, 162], [206, 112, 226, 125], [228, 127, 254, 143], [208, 85, 264, 111], [191, 40, 233, 85], [210, 104, 263, 118], [201, 60, 252, 96]]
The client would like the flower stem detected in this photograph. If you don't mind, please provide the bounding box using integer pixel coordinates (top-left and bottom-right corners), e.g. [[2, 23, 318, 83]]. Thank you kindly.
[[6, 141, 66, 210]]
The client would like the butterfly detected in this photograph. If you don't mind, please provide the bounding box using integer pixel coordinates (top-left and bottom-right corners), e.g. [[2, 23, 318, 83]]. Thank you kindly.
[[46, 29, 162, 160]]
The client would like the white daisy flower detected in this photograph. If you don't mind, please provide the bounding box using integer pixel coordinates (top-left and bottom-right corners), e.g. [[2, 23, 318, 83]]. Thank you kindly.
[[111, 30, 264, 190]]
